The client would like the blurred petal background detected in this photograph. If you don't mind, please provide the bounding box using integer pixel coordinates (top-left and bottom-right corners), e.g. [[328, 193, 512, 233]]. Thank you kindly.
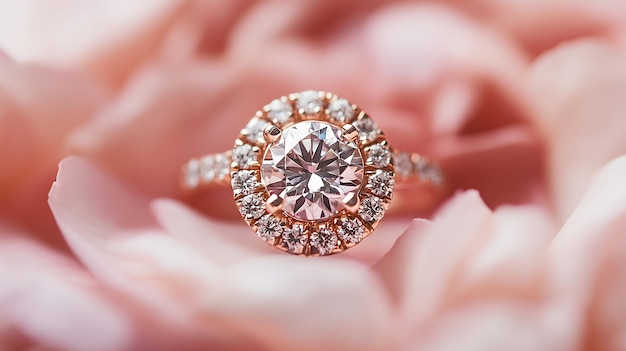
[[0, 1, 626, 350]]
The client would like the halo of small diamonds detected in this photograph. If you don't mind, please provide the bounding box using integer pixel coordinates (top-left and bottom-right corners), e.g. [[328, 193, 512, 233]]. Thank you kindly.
[[231, 91, 395, 256]]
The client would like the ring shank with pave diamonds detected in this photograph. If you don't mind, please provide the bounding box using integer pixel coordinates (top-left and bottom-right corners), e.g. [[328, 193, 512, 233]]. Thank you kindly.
[[181, 91, 444, 256]]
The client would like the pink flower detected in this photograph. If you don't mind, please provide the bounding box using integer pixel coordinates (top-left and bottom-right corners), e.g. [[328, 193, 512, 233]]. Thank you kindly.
[[0, 1, 626, 350]]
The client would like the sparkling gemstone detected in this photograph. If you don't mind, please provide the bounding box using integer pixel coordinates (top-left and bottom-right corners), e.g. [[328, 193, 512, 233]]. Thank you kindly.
[[368, 170, 395, 197], [359, 196, 385, 223], [394, 152, 412, 178], [367, 144, 392, 168], [416, 158, 443, 185], [296, 90, 323, 116], [184, 159, 200, 188], [353, 116, 379, 142], [233, 144, 257, 169], [256, 215, 284, 242], [213, 153, 230, 180], [231, 170, 258, 196], [310, 228, 338, 255], [238, 193, 265, 219], [199, 156, 215, 182], [262, 121, 364, 221], [328, 98, 354, 123], [266, 99, 293, 124], [244, 117, 269, 144], [337, 217, 365, 244], [282, 224, 308, 254]]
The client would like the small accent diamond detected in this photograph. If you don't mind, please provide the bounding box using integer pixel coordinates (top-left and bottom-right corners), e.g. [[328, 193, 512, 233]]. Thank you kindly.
[[266, 99, 293, 124], [368, 170, 395, 197], [244, 117, 269, 144], [394, 152, 412, 178], [233, 144, 257, 169], [337, 217, 365, 244], [282, 224, 308, 254], [200, 156, 215, 182], [256, 215, 284, 242], [184, 159, 200, 188], [367, 144, 392, 168], [416, 158, 443, 185], [328, 98, 354, 123], [353, 116, 379, 142], [213, 153, 230, 180], [239, 193, 265, 219], [310, 228, 338, 255], [231, 170, 258, 196], [296, 90, 323, 116], [359, 196, 385, 223]]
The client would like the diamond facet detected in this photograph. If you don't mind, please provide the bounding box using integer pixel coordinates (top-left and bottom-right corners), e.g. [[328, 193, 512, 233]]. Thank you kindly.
[[238, 193, 265, 219], [328, 98, 354, 123], [231, 170, 258, 196], [256, 214, 284, 242], [267, 99, 293, 124], [262, 121, 364, 221], [337, 217, 365, 244], [367, 144, 392, 168], [310, 228, 338, 255], [233, 144, 257, 169], [282, 224, 308, 254], [368, 170, 395, 197], [359, 196, 385, 223]]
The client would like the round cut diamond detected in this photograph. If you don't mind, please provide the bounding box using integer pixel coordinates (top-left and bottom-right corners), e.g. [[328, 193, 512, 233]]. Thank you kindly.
[[394, 152, 412, 178], [359, 196, 385, 223], [266, 99, 293, 124], [262, 121, 364, 221], [367, 144, 392, 168], [310, 228, 338, 255], [256, 215, 284, 242], [338, 217, 365, 244], [238, 193, 265, 220], [368, 170, 394, 197], [328, 98, 354, 123], [353, 116, 379, 142], [282, 224, 308, 254], [244, 117, 269, 144], [231, 170, 258, 196], [296, 90, 323, 116], [233, 144, 257, 169]]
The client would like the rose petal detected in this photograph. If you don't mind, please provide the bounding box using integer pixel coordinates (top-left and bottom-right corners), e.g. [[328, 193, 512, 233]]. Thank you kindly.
[[527, 39, 626, 222], [548, 155, 626, 350], [203, 255, 398, 351], [0, 227, 131, 351]]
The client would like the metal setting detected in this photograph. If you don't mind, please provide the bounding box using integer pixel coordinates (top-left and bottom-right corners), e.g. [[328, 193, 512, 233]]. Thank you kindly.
[[181, 91, 445, 256]]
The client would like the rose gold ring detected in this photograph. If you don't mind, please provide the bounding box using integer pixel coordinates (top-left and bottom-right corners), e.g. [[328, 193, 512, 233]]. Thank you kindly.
[[180, 91, 445, 256]]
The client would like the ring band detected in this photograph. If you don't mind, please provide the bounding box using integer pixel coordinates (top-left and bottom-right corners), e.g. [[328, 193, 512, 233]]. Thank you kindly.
[[180, 91, 445, 256]]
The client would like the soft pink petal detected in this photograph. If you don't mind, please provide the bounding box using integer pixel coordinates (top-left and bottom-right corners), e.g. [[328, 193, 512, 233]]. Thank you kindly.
[[50, 156, 398, 350], [0, 59, 106, 246], [0, 227, 131, 351], [0, 0, 188, 86], [376, 190, 492, 329], [526, 39, 626, 222], [203, 256, 398, 351], [548, 155, 626, 350]]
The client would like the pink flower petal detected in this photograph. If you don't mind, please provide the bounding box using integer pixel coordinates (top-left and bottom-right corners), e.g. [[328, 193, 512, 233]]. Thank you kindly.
[[50, 156, 398, 349], [203, 256, 398, 351], [0, 228, 131, 351], [527, 39, 626, 222], [548, 155, 626, 350]]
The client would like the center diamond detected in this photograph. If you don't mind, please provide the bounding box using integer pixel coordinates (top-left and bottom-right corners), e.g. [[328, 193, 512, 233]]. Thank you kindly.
[[261, 121, 364, 221]]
